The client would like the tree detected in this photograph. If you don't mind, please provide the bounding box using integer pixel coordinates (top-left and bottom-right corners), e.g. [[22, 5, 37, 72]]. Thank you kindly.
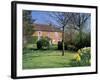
[[48, 12, 74, 56], [69, 13, 90, 48], [64, 24, 78, 45], [48, 12, 90, 55], [23, 10, 35, 47]]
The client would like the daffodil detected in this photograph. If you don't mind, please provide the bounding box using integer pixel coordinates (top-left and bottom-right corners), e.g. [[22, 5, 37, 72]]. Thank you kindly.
[[74, 53, 81, 62]]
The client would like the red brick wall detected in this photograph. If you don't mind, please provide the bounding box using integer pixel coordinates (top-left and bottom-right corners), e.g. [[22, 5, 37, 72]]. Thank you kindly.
[[32, 31, 62, 44]]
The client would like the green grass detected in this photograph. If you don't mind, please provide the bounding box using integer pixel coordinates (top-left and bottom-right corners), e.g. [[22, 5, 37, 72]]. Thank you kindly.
[[23, 49, 77, 69]]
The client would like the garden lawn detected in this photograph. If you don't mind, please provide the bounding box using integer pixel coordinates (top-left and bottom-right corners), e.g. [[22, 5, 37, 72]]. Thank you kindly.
[[23, 49, 77, 69]]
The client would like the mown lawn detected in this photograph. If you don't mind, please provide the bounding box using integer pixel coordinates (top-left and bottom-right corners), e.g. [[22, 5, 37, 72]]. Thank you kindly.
[[23, 48, 77, 69]]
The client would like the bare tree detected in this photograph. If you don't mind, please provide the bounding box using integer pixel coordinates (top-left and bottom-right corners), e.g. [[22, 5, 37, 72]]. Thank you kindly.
[[48, 12, 74, 56], [48, 12, 90, 55]]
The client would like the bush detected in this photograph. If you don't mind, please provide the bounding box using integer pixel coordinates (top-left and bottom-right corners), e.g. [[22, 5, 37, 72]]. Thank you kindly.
[[37, 40, 42, 49], [67, 45, 77, 51], [32, 36, 38, 44], [73, 33, 91, 49], [37, 37, 50, 49], [26, 36, 38, 44], [58, 41, 77, 51], [58, 41, 62, 50], [73, 47, 91, 66], [58, 41, 68, 50], [64, 42, 68, 50], [78, 47, 91, 62]]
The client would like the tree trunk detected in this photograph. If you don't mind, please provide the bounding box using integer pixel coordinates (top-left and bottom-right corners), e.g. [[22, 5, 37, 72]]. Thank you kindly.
[[79, 14, 82, 48], [62, 26, 65, 56]]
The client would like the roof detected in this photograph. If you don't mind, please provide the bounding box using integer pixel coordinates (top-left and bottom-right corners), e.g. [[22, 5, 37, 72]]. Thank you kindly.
[[33, 23, 62, 32]]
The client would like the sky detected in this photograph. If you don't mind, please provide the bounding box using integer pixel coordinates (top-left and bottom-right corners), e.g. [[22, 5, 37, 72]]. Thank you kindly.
[[32, 11, 48, 24], [32, 11, 58, 25], [31, 10, 91, 32]]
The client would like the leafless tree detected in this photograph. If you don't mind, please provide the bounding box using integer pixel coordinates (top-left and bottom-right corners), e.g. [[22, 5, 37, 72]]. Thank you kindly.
[[48, 12, 90, 56], [48, 12, 75, 56]]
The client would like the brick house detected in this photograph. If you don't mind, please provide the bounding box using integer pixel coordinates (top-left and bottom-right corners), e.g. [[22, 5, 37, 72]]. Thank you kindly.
[[32, 24, 62, 44]]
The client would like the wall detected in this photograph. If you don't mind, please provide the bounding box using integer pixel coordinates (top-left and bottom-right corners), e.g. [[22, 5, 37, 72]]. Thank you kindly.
[[33, 31, 62, 44], [0, 0, 100, 80]]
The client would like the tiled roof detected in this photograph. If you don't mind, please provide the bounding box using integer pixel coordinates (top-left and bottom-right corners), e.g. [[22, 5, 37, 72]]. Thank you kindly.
[[33, 24, 62, 32]]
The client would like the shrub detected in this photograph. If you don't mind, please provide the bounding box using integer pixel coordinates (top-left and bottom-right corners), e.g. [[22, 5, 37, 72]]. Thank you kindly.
[[32, 36, 38, 44], [73, 47, 91, 66], [64, 42, 68, 50], [41, 38, 50, 49], [67, 45, 77, 51], [58, 41, 62, 50], [57, 41, 68, 50], [73, 33, 91, 49], [26, 36, 38, 44], [37, 37, 50, 49], [58, 41, 77, 51], [78, 47, 91, 63], [37, 40, 42, 49]]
